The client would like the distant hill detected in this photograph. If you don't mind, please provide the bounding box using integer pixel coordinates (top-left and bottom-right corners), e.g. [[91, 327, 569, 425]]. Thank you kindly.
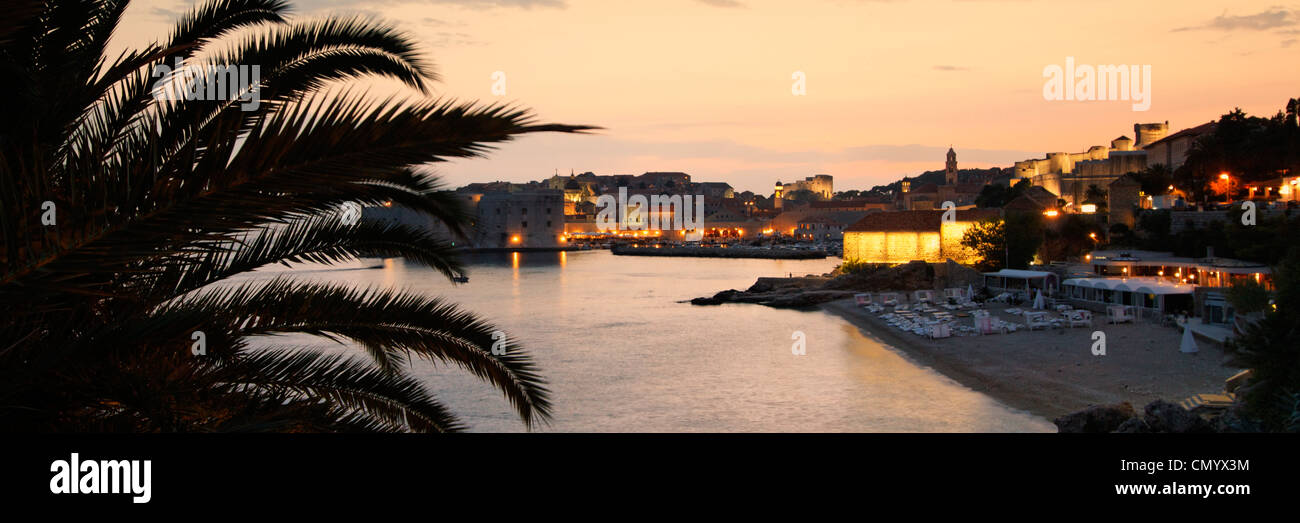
[[867, 167, 1011, 195]]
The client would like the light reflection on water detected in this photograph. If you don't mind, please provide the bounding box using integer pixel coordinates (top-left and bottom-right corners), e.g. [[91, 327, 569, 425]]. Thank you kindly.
[[241, 250, 1053, 433]]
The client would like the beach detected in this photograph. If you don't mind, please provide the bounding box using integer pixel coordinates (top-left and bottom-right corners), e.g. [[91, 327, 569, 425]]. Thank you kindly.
[[821, 299, 1241, 421]]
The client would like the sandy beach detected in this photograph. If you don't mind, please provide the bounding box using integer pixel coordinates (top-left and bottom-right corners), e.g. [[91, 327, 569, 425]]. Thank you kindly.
[[821, 299, 1241, 421]]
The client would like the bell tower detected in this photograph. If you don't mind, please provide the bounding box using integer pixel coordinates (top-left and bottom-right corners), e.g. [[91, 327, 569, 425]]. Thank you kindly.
[[945, 147, 958, 185]]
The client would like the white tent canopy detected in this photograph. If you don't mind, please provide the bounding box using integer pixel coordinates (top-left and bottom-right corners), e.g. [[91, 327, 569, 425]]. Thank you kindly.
[[1062, 277, 1194, 296]]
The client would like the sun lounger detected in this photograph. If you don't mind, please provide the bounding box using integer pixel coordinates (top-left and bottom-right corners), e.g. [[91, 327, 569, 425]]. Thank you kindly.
[[1024, 311, 1051, 331]]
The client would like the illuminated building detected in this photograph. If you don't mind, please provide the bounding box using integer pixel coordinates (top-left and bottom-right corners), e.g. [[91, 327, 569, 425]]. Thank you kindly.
[[841, 209, 1000, 264]]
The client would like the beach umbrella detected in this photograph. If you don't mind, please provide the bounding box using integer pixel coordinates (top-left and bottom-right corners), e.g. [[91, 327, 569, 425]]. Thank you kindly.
[[1032, 290, 1045, 310], [1180, 324, 1199, 353]]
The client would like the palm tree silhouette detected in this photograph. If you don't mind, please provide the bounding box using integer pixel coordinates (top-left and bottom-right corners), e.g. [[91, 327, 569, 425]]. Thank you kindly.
[[0, 0, 591, 432]]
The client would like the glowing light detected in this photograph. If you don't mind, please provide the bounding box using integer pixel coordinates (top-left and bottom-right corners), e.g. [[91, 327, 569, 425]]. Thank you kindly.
[[1219, 173, 1230, 180], [510, 235, 521, 244], [1080, 204, 1097, 214], [1043, 210, 1059, 217], [382, 201, 393, 208]]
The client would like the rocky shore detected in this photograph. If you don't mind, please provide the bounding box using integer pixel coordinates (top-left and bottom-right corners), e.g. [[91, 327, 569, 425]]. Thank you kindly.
[[1054, 400, 1241, 433], [690, 260, 982, 308], [612, 245, 826, 259]]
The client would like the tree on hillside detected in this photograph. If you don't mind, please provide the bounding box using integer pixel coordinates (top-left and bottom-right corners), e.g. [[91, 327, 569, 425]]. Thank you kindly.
[[786, 189, 824, 202], [1178, 101, 1300, 203], [975, 179, 1030, 208]]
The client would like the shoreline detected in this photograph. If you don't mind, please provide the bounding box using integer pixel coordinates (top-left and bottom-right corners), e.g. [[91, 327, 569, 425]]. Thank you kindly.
[[820, 299, 1240, 422]]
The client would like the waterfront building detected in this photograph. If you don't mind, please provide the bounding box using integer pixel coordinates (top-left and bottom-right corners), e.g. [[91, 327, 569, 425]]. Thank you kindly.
[[1080, 249, 1273, 327], [841, 209, 1000, 264], [375, 189, 567, 249], [794, 215, 851, 241], [472, 191, 567, 248]]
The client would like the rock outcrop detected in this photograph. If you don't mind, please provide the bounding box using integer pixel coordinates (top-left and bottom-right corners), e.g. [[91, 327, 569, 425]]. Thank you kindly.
[[693, 261, 964, 309], [1057, 399, 1222, 433], [1053, 402, 1136, 433]]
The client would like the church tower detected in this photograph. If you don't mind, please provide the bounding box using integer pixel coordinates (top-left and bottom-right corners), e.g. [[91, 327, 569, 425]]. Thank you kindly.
[[945, 147, 958, 185]]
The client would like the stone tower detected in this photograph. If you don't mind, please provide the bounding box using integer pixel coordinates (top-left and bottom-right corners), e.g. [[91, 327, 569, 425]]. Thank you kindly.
[[773, 181, 784, 209], [945, 147, 958, 185]]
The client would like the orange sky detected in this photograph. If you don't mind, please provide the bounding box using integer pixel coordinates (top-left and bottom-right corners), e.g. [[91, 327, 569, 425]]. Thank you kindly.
[[119, 0, 1300, 193]]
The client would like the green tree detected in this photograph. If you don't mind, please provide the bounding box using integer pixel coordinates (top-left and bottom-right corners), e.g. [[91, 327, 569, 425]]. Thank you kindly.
[[0, 0, 589, 431], [960, 214, 1042, 271], [1227, 249, 1300, 431]]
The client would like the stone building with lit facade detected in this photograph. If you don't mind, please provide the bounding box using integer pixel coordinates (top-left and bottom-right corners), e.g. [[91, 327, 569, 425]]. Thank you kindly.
[[841, 209, 1000, 265]]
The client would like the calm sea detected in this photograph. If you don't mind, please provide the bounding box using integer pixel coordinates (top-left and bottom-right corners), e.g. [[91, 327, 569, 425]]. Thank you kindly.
[[242, 250, 1053, 432]]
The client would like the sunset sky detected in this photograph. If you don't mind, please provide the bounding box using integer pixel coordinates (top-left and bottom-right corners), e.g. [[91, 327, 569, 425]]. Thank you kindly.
[[119, 0, 1300, 194]]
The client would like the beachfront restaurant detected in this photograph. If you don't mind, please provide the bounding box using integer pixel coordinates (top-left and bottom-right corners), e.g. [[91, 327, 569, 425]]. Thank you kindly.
[[1061, 277, 1195, 318], [1086, 249, 1273, 290], [982, 269, 1058, 299]]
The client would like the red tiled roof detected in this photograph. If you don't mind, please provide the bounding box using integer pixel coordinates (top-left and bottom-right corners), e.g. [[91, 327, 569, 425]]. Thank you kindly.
[[844, 209, 1000, 233]]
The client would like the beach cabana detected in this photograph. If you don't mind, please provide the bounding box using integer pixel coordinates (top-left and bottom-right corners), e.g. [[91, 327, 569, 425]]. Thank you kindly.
[[1107, 305, 1134, 324], [878, 292, 901, 306], [982, 269, 1058, 299], [913, 289, 935, 304], [1024, 311, 1051, 330]]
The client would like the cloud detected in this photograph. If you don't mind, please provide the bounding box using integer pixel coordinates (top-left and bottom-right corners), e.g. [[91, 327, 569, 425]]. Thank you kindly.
[[1173, 8, 1298, 32], [933, 65, 970, 72]]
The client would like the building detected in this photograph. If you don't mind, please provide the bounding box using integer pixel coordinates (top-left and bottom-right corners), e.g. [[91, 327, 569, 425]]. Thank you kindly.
[[842, 209, 1001, 265], [1243, 174, 1300, 202], [898, 148, 986, 210], [469, 190, 567, 249], [1142, 121, 1216, 171], [1082, 248, 1273, 326], [794, 215, 852, 241], [1013, 123, 1167, 207], [364, 189, 566, 249], [776, 174, 833, 201], [1107, 174, 1141, 228]]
